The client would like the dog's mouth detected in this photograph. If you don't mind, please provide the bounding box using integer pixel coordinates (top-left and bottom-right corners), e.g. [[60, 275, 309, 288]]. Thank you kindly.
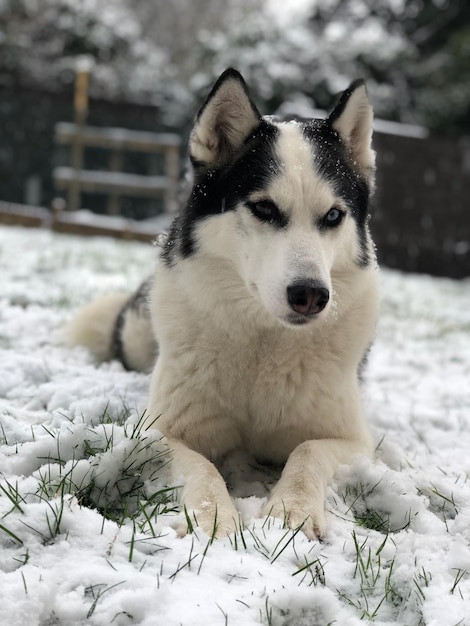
[[283, 313, 315, 326]]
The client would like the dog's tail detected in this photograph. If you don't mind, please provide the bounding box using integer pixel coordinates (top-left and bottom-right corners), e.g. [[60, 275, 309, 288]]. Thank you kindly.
[[66, 292, 130, 362], [65, 280, 157, 372]]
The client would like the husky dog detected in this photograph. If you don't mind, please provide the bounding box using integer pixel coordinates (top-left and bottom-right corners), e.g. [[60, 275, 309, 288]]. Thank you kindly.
[[68, 69, 379, 540]]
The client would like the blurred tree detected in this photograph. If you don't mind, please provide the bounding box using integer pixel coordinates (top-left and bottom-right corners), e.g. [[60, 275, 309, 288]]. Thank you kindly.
[[402, 0, 470, 132], [307, 0, 470, 131], [0, 0, 263, 124], [192, 0, 470, 133], [0, 0, 167, 101], [0, 0, 468, 132], [133, 0, 262, 79]]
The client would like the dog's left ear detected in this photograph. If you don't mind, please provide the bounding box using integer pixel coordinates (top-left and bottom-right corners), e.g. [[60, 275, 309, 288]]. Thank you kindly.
[[329, 80, 375, 182], [189, 68, 261, 170]]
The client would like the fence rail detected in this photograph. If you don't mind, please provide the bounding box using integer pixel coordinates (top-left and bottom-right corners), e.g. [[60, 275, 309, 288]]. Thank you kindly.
[[0, 200, 162, 242], [53, 122, 181, 214]]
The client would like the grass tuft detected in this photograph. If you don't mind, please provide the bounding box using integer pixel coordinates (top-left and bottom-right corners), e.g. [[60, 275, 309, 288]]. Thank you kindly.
[[341, 481, 411, 534], [0, 404, 177, 557], [338, 530, 402, 621], [86, 581, 126, 619], [0, 521, 24, 545], [292, 556, 327, 586]]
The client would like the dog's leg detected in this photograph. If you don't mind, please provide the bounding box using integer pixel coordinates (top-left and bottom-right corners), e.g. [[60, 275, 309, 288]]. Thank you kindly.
[[168, 438, 239, 539], [262, 438, 370, 540]]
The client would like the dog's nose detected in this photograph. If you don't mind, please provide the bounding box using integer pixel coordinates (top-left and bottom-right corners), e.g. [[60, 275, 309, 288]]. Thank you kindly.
[[286, 282, 329, 316]]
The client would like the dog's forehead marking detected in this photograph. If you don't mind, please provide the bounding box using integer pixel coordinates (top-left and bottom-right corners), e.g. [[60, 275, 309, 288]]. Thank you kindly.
[[266, 122, 335, 218]]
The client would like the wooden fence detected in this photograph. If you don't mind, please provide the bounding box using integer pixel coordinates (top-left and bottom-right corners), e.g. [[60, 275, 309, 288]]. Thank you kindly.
[[53, 122, 181, 215], [1, 103, 469, 277], [0, 200, 162, 242]]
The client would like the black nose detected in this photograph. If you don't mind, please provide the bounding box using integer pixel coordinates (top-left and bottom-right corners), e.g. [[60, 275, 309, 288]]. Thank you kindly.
[[286, 282, 329, 316]]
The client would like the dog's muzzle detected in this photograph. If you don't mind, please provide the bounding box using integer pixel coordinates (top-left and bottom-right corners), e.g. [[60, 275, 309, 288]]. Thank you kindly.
[[286, 281, 329, 317]]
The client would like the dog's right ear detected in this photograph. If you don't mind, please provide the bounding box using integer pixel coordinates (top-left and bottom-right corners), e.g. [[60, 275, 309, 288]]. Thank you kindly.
[[189, 69, 261, 170]]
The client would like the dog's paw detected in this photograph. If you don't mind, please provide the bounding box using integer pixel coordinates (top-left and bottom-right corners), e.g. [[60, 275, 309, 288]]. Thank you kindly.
[[262, 497, 327, 541], [177, 503, 240, 540]]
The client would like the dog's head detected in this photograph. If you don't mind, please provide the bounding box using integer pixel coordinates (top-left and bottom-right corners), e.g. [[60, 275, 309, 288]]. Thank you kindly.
[[165, 69, 376, 328]]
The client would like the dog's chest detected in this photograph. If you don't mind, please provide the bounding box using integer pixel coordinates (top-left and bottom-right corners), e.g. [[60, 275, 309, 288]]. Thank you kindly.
[[207, 326, 336, 421], [200, 327, 350, 461]]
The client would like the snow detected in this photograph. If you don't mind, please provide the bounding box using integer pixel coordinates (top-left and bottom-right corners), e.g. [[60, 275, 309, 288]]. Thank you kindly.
[[266, 0, 314, 25], [1, 224, 470, 625]]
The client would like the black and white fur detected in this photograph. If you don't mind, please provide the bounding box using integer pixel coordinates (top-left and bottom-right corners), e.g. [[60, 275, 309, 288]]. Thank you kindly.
[[68, 69, 379, 540]]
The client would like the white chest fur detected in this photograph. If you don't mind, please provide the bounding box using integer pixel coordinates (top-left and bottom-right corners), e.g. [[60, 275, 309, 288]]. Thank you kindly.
[[147, 254, 378, 463]]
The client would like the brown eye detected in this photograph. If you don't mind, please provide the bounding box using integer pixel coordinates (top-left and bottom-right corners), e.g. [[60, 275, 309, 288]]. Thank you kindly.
[[246, 200, 288, 228]]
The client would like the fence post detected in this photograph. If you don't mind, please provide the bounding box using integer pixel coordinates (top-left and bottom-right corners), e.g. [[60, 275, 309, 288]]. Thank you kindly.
[[68, 63, 90, 211]]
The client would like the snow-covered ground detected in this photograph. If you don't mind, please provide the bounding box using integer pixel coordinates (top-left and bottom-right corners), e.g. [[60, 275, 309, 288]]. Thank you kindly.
[[1, 224, 469, 626]]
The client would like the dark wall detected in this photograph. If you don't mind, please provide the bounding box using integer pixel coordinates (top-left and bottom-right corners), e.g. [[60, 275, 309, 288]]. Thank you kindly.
[[1, 85, 469, 277], [0, 85, 177, 219], [372, 132, 470, 278]]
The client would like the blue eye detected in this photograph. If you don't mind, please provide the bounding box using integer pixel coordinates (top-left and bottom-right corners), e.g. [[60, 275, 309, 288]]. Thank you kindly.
[[324, 207, 344, 227]]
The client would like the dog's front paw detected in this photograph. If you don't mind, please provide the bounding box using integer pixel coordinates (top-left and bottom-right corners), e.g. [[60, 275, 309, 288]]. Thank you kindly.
[[262, 497, 327, 541], [177, 502, 240, 540]]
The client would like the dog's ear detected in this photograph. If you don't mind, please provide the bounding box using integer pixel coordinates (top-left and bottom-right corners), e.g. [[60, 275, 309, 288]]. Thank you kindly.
[[189, 68, 261, 170], [329, 80, 375, 182]]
